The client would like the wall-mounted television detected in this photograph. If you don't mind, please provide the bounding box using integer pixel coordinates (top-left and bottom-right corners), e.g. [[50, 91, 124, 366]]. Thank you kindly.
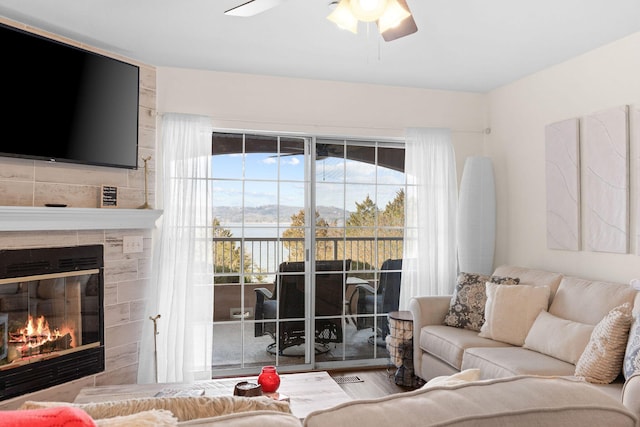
[[0, 23, 139, 169]]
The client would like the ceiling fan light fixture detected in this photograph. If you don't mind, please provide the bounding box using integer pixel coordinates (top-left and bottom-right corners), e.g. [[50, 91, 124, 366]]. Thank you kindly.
[[378, 0, 411, 33], [327, 0, 358, 34], [349, 0, 388, 22]]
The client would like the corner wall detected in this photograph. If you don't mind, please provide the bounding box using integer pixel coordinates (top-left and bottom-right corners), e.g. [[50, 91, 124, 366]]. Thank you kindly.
[[487, 31, 640, 283]]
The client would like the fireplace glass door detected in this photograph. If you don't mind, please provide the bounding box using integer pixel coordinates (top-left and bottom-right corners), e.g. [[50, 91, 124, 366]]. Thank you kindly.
[[0, 270, 101, 365], [0, 245, 105, 401]]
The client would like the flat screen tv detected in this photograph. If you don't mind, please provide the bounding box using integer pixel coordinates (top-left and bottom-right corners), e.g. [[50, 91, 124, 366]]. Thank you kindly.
[[0, 23, 139, 169]]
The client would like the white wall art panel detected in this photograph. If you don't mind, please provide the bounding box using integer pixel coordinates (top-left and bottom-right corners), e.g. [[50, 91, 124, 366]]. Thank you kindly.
[[633, 107, 640, 255], [457, 156, 496, 274], [583, 105, 629, 253], [545, 118, 580, 250]]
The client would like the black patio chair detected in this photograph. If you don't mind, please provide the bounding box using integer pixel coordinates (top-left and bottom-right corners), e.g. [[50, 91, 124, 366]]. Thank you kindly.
[[347, 258, 403, 339], [254, 259, 351, 355]]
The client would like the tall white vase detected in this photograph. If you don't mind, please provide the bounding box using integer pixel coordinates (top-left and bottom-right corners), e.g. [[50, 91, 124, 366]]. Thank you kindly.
[[457, 156, 496, 275]]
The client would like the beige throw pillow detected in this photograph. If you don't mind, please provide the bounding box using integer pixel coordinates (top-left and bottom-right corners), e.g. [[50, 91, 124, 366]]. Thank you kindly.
[[479, 283, 550, 346], [575, 303, 633, 384], [524, 311, 594, 364]]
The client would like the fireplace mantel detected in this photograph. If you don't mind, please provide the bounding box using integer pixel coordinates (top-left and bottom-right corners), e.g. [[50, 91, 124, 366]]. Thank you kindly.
[[0, 206, 163, 231]]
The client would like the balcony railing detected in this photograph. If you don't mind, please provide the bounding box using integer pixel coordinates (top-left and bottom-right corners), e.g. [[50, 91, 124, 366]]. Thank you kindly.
[[213, 236, 403, 281]]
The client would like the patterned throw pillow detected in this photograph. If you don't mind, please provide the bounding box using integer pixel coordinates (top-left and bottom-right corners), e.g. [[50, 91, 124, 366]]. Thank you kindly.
[[443, 272, 520, 331], [623, 314, 640, 379], [575, 303, 633, 384]]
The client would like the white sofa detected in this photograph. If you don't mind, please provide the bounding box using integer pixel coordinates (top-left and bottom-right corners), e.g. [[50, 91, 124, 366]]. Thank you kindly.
[[17, 375, 639, 426], [409, 265, 640, 419]]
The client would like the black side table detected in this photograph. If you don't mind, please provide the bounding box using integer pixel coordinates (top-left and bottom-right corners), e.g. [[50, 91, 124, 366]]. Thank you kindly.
[[386, 310, 424, 388]]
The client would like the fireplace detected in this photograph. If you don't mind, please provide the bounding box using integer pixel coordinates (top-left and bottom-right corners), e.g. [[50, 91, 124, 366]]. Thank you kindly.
[[0, 245, 105, 400]]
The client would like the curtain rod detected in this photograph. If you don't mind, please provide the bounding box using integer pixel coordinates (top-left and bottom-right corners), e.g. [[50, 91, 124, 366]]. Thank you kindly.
[[153, 111, 490, 135]]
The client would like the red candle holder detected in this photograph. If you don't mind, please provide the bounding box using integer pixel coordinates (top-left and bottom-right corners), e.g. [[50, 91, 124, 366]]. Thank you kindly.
[[257, 365, 280, 393]]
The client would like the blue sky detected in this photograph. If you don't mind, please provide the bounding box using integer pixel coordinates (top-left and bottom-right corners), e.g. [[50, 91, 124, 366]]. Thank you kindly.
[[211, 151, 404, 212]]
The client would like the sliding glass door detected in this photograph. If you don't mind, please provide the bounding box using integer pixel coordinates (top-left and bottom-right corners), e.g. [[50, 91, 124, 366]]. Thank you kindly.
[[210, 132, 405, 375]]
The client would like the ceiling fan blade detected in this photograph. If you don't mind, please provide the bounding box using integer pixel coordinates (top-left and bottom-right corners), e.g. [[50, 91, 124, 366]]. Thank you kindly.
[[224, 0, 285, 17], [379, 0, 418, 42]]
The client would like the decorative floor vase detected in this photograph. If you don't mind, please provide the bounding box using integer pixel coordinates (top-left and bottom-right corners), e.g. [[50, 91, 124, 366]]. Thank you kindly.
[[457, 156, 496, 275]]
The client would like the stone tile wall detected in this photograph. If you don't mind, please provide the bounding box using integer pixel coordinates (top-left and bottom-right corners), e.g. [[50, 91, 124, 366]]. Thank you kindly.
[[0, 18, 157, 409]]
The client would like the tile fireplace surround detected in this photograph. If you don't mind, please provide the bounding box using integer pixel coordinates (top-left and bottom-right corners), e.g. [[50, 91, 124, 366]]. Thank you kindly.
[[0, 17, 159, 409], [0, 209, 162, 409]]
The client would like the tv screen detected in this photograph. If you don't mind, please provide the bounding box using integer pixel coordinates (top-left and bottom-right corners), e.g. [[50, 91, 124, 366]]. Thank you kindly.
[[0, 23, 139, 169]]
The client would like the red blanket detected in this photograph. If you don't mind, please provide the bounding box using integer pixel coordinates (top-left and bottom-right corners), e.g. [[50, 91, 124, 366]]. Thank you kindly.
[[0, 406, 96, 427]]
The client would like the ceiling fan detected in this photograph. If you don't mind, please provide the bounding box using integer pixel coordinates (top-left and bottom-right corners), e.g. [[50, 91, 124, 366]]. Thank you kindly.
[[224, 0, 418, 42], [224, 0, 286, 17]]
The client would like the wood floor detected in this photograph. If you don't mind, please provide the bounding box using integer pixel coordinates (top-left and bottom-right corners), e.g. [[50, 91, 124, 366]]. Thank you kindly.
[[328, 367, 412, 400]]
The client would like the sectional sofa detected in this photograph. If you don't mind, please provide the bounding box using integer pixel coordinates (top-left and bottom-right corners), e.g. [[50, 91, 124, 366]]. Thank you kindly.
[[409, 265, 640, 419], [14, 373, 638, 426], [7, 264, 640, 426]]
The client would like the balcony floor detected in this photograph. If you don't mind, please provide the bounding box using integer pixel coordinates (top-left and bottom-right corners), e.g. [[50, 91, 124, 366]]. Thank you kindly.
[[212, 320, 390, 370]]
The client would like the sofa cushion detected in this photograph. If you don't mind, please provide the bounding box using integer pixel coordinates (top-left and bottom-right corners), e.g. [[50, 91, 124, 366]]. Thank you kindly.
[[575, 303, 633, 384], [461, 347, 577, 378], [524, 310, 594, 364], [479, 283, 550, 346], [492, 265, 563, 303], [443, 272, 519, 332], [419, 325, 512, 370], [549, 276, 636, 325], [624, 314, 640, 379], [302, 376, 636, 427]]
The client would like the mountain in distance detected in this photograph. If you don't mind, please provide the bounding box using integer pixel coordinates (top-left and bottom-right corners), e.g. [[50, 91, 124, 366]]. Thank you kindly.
[[213, 205, 349, 225]]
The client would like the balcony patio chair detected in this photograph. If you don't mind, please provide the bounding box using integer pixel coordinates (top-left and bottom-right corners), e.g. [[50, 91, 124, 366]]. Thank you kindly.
[[254, 259, 351, 355], [347, 258, 403, 342]]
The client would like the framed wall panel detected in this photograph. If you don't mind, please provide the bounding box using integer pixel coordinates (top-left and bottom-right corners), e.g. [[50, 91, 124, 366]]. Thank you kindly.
[[583, 105, 629, 253], [545, 118, 580, 250], [633, 107, 640, 255]]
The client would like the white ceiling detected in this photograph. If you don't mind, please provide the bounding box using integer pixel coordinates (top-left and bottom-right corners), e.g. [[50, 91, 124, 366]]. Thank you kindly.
[[1, 0, 640, 92]]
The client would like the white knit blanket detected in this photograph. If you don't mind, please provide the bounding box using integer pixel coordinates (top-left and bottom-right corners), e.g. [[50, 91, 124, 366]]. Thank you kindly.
[[21, 395, 291, 422]]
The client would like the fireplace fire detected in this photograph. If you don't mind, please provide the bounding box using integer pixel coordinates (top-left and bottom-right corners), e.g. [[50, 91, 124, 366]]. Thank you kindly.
[[9, 315, 75, 361], [0, 245, 105, 401]]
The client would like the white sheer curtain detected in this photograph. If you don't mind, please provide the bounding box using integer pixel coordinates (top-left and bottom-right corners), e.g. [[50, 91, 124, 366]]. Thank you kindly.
[[399, 128, 458, 309], [138, 113, 213, 384]]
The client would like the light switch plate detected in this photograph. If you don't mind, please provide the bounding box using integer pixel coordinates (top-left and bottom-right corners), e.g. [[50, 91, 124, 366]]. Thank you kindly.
[[123, 235, 144, 254]]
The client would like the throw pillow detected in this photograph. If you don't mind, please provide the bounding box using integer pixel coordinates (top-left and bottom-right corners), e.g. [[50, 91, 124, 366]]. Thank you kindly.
[[421, 368, 481, 389], [478, 283, 550, 346], [575, 302, 633, 384], [624, 314, 640, 379], [443, 272, 520, 331], [0, 406, 96, 427], [524, 311, 594, 364]]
